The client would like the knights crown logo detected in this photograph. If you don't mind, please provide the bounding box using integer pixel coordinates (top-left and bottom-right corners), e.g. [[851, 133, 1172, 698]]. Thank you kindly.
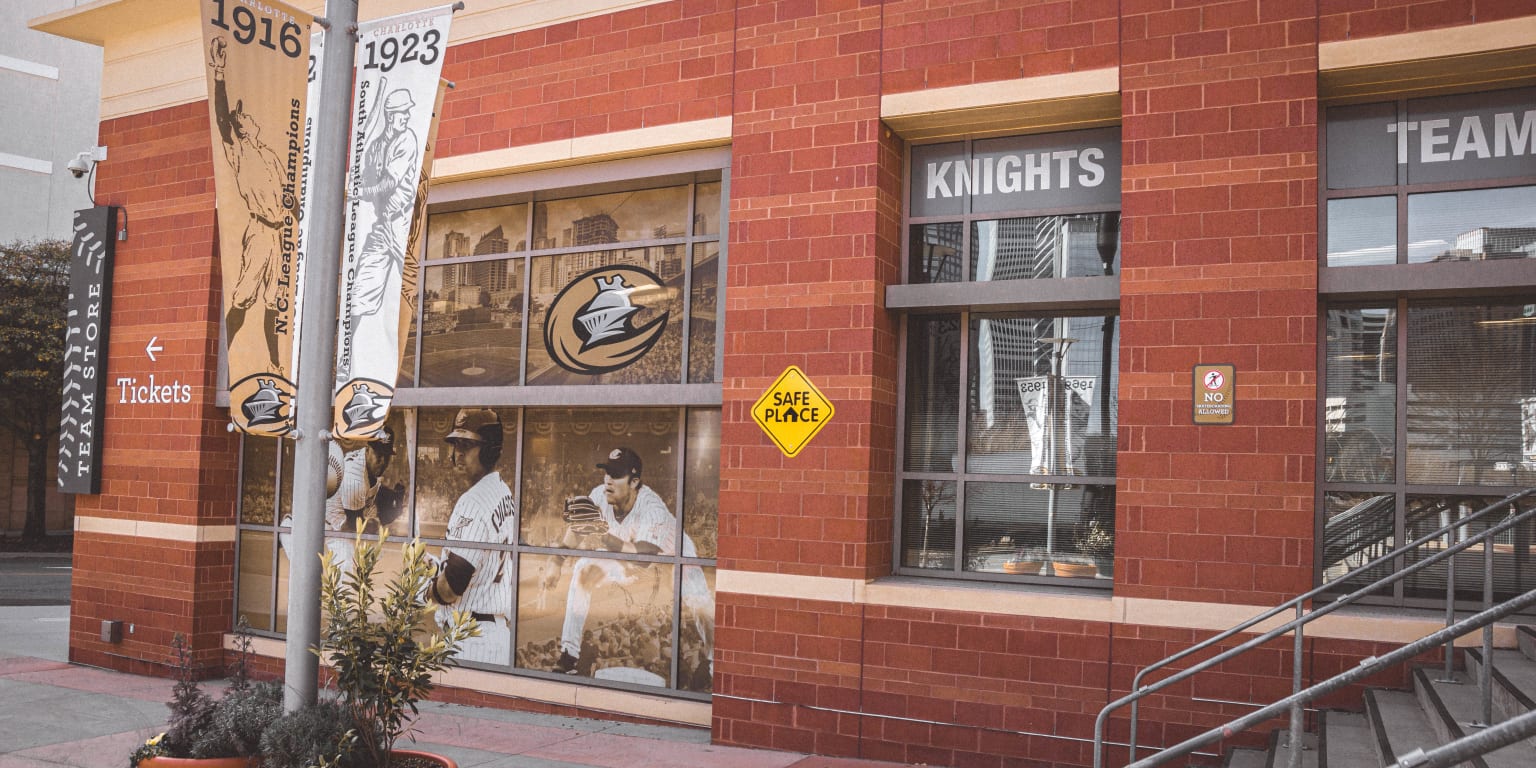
[[543, 265, 670, 375], [241, 379, 288, 426], [342, 382, 391, 431]]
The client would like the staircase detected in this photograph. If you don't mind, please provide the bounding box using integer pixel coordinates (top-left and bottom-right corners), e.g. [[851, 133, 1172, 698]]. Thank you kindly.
[[1224, 626, 1536, 768]]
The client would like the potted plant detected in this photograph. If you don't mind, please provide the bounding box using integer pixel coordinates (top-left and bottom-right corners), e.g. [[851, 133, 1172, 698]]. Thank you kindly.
[[312, 529, 479, 768], [1073, 517, 1114, 577], [130, 621, 283, 768]]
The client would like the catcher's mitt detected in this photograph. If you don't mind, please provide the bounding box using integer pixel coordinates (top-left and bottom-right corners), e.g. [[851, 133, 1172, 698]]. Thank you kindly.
[[563, 496, 609, 536]]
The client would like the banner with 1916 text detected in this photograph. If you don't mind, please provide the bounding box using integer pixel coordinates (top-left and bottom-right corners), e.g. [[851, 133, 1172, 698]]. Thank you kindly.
[[332, 5, 453, 441], [201, 0, 312, 437]]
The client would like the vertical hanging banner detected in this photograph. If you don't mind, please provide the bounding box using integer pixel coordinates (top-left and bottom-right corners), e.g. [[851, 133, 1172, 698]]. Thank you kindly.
[[58, 206, 118, 495], [288, 26, 325, 392], [333, 5, 453, 441], [202, 0, 312, 437]]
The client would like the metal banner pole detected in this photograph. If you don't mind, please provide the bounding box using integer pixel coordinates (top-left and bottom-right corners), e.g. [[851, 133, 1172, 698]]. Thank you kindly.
[[283, 0, 359, 713]]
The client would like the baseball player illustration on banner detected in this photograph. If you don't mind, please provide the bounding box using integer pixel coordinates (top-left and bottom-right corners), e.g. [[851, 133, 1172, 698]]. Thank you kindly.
[[341, 88, 418, 377], [333, 6, 453, 441], [426, 409, 516, 665], [200, 0, 311, 436], [210, 36, 290, 380], [279, 421, 406, 575], [537, 446, 714, 679]]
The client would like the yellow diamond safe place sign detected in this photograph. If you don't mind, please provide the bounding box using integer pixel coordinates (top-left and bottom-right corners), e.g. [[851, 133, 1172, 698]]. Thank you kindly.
[[753, 365, 835, 458]]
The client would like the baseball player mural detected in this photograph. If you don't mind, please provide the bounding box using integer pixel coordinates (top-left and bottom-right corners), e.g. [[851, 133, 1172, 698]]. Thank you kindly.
[[427, 408, 516, 665], [278, 420, 405, 574], [200, 0, 311, 436], [538, 446, 714, 680]]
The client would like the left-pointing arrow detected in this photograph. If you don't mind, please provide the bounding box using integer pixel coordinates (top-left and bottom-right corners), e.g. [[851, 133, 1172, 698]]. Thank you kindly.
[[146, 336, 163, 362]]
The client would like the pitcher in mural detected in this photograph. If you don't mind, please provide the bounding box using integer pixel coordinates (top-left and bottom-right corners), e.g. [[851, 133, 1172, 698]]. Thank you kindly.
[[540, 446, 713, 677]]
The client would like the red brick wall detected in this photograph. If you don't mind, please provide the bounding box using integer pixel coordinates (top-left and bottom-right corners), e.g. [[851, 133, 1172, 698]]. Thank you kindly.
[[713, 592, 1435, 767], [71, 100, 239, 674], [719, 0, 900, 582], [1319, 0, 1536, 42], [714, 0, 902, 752], [882, 0, 1119, 94], [436, 0, 733, 157], [1116, 0, 1319, 606]]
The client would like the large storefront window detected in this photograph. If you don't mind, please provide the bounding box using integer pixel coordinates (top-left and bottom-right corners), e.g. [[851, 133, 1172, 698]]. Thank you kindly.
[[236, 168, 724, 697], [1319, 87, 1536, 607], [896, 128, 1121, 585]]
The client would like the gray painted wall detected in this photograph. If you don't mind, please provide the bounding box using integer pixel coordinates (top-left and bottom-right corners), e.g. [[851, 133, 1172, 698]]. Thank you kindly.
[[1, 1, 103, 243]]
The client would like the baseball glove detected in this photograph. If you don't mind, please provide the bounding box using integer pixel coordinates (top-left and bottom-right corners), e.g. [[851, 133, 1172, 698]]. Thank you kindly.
[[563, 496, 609, 536]]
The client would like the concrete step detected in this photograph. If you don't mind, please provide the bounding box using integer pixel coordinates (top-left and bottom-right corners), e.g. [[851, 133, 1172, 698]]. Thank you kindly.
[[1518, 626, 1536, 664], [1321, 710, 1378, 768], [1265, 726, 1318, 768], [1224, 746, 1268, 768], [1465, 648, 1536, 724], [1412, 666, 1536, 768], [1364, 688, 1443, 768]]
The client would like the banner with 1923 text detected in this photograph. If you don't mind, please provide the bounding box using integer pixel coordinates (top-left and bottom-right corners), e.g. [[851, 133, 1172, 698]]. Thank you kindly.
[[332, 5, 453, 441]]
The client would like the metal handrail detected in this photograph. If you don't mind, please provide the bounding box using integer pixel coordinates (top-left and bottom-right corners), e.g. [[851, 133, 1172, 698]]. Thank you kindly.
[[1091, 487, 1536, 768], [1121, 584, 1536, 768], [1389, 708, 1536, 768]]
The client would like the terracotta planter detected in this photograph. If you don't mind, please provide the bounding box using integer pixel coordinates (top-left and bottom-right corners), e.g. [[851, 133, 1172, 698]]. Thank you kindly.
[[1002, 559, 1043, 575], [137, 758, 258, 768], [1052, 562, 1098, 579], [392, 749, 459, 768]]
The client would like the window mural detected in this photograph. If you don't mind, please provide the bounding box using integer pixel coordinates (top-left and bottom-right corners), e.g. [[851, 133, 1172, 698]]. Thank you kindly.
[[236, 172, 723, 696]]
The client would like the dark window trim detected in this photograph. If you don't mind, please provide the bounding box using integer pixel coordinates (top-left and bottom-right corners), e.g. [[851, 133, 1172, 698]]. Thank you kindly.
[[887, 275, 1119, 312]]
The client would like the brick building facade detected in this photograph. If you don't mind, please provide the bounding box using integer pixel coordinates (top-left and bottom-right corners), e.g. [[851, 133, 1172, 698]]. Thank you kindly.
[[33, 1, 1536, 766]]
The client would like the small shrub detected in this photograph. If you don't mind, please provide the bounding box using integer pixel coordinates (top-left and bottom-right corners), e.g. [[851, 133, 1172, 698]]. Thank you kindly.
[[259, 698, 364, 768], [189, 681, 282, 758], [157, 633, 216, 760], [316, 529, 478, 768]]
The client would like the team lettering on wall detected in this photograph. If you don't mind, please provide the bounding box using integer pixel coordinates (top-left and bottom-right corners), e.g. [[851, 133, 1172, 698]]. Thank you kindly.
[[1386, 109, 1535, 163]]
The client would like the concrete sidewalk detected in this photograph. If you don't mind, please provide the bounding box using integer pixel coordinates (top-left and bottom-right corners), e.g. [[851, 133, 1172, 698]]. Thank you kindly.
[[0, 607, 913, 768]]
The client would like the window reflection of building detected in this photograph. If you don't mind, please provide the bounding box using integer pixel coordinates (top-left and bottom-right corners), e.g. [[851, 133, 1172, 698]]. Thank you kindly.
[[441, 230, 470, 258], [573, 213, 618, 246], [1434, 227, 1536, 262], [474, 225, 510, 255]]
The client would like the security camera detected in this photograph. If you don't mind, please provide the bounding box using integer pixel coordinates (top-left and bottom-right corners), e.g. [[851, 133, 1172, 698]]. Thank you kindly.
[[67, 152, 93, 178]]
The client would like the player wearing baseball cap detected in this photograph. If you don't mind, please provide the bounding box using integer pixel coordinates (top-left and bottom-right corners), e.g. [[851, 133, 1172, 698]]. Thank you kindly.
[[541, 446, 714, 678], [429, 408, 516, 665], [279, 424, 402, 574]]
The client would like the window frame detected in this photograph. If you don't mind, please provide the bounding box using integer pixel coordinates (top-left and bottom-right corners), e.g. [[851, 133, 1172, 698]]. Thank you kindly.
[[1315, 87, 1536, 607], [892, 133, 1121, 587]]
